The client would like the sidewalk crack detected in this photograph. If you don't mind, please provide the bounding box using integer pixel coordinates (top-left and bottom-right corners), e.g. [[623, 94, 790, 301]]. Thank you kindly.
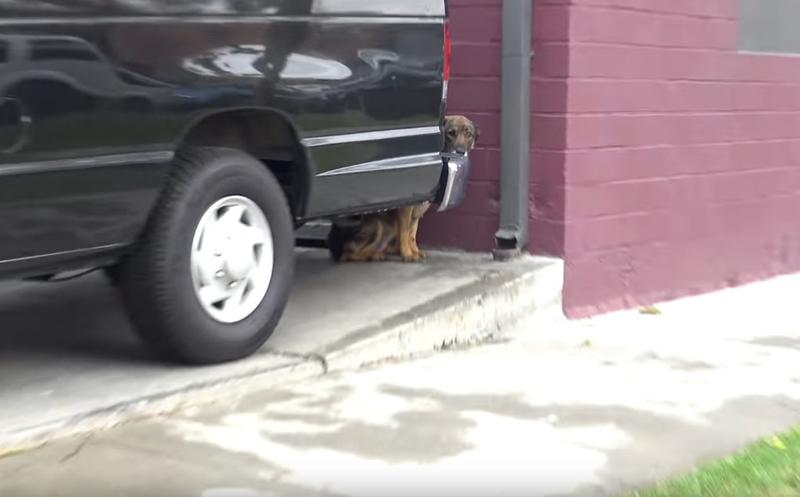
[[267, 350, 329, 375], [59, 434, 93, 464]]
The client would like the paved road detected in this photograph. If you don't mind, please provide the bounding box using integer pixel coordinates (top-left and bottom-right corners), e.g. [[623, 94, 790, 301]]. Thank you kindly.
[[2, 274, 800, 496], [0, 249, 515, 443]]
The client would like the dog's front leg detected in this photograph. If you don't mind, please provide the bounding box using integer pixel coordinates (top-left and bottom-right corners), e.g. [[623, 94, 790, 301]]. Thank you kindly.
[[408, 202, 431, 260], [397, 207, 422, 263], [409, 217, 424, 260]]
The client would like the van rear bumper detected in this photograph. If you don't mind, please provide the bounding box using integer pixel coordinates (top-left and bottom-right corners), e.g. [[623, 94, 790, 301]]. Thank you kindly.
[[435, 152, 471, 212]]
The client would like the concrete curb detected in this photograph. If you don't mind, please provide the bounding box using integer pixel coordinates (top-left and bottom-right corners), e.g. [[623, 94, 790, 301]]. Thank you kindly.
[[0, 256, 564, 454], [324, 256, 564, 371]]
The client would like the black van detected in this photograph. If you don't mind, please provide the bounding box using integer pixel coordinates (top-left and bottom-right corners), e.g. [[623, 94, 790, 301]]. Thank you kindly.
[[0, 1, 469, 364]]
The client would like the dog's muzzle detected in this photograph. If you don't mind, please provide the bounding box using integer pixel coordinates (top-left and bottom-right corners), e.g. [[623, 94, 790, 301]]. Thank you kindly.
[[436, 152, 472, 212]]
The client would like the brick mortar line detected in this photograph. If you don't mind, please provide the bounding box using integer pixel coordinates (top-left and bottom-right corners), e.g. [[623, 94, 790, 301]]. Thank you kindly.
[[560, 3, 737, 22]]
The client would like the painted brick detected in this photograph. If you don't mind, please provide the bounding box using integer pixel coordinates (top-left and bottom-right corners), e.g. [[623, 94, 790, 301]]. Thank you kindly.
[[452, 44, 500, 77], [449, 6, 501, 42], [558, 0, 800, 316], [534, 4, 571, 42], [425, 1, 800, 321], [570, 0, 737, 19], [466, 148, 501, 182], [466, 112, 500, 148], [569, 5, 737, 49], [566, 81, 800, 114], [565, 221, 800, 318], [564, 112, 800, 150], [568, 45, 741, 81], [423, 0, 568, 254], [449, 181, 500, 217], [565, 139, 800, 185], [531, 78, 569, 114], [531, 42, 571, 78], [530, 217, 566, 256], [447, 78, 500, 113], [419, 0, 507, 252], [419, 213, 497, 252]]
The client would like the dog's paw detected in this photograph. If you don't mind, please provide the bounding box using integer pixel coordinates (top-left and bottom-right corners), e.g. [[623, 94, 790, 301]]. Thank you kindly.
[[340, 252, 361, 263], [401, 253, 425, 263]]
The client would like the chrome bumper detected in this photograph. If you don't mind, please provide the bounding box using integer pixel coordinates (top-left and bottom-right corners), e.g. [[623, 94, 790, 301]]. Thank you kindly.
[[435, 152, 471, 212]]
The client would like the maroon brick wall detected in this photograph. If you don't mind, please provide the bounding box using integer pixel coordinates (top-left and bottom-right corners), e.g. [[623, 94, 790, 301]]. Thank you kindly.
[[419, 0, 502, 251], [420, 0, 566, 254], [425, 0, 800, 319], [559, 0, 800, 317]]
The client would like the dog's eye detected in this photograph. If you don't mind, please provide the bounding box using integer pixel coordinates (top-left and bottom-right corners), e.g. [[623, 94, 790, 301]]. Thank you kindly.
[[447, 129, 457, 136], [465, 130, 473, 138]]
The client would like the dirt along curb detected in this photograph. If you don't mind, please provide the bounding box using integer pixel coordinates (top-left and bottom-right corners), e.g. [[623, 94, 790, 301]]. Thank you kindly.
[[323, 255, 564, 371]]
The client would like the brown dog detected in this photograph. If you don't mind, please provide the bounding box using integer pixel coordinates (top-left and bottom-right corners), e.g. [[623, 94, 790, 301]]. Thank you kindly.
[[331, 115, 479, 263]]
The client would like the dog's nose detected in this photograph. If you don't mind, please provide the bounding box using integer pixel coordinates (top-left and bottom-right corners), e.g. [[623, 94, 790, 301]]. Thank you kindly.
[[455, 146, 467, 155]]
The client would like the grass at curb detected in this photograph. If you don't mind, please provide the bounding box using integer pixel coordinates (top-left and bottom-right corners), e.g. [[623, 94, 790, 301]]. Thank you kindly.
[[631, 427, 800, 497]]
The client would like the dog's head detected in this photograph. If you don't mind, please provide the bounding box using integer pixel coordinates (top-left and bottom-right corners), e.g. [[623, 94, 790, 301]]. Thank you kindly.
[[443, 115, 479, 155]]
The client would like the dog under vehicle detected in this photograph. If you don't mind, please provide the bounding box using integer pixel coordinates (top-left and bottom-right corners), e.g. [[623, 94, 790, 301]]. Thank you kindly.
[[0, 0, 469, 364]]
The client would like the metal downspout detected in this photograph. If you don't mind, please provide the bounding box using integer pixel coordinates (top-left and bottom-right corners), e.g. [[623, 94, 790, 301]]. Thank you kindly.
[[494, 0, 533, 259]]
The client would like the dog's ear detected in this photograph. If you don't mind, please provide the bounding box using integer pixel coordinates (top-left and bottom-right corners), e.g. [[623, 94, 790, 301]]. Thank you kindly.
[[472, 122, 480, 146]]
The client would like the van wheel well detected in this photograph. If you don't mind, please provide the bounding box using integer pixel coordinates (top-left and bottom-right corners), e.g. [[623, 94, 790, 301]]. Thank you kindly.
[[178, 109, 309, 218]]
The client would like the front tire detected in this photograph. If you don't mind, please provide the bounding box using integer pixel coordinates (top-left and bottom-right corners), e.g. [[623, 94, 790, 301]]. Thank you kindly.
[[117, 147, 294, 364]]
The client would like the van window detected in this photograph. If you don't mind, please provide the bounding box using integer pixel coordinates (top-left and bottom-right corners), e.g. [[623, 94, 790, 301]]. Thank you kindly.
[[740, 0, 800, 54], [30, 39, 101, 62]]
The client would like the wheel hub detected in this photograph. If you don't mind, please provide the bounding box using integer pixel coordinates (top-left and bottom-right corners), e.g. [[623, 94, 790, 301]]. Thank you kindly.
[[190, 196, 274, 324], [215, 229, 256, 281]]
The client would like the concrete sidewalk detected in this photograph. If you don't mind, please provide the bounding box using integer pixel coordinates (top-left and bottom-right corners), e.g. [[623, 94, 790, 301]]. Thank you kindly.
[[2, 273, 800, 497], [0, 248, 562, 450]]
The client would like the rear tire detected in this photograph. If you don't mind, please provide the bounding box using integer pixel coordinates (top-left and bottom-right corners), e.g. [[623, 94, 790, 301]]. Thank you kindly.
[[117, 147, 294, 364]]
